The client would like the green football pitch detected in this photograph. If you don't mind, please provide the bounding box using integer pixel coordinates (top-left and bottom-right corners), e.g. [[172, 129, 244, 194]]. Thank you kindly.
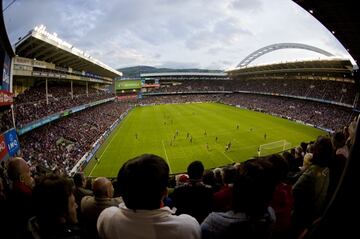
[[84, 102, 326, 177]]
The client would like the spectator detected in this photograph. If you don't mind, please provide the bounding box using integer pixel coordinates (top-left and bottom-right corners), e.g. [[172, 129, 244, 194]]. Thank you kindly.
[[300, 153, 313, 172], [6, 157, 34, 239], [97, 154, 200, 239], [81, 177, 123, 239], [201, 159, 276, 239], [292, 136, 332, 237], [73, 172, 93, 223], [73, 173, 93, 207], [332, 131, 349, 159], [28, 174, 82, 239], [268, 154, 293, 239], [212, 166, 237, 212], [327, 131, 349, 204], [171, 160, 213, 223]]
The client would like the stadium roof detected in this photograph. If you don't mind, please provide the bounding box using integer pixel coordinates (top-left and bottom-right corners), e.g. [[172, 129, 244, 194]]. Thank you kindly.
[[227, 59, 353, 77], [141, 72, 227, 77], [14, 25, 122, 78], [294, 0, 359, 70]]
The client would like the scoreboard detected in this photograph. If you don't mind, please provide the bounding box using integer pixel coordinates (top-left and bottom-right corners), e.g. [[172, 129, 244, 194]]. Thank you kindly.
[[115, 80, 142, 90]]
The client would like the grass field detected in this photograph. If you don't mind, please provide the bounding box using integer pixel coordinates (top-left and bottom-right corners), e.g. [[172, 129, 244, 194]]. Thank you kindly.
[[84, 102, 326, 177]]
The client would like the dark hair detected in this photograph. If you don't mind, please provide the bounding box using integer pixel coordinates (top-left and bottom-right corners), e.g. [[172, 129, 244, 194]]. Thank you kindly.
[[7, 157, 23, 181], [300, 142, 308, 154], [73, 172, 84, 187], [187, 161, 204, 180], [332, 131, 346, 149], [282, 151, 293, 160], [203, 170, 216, 186], [117, 154, 169, 210], [33, 174, 74, 225], [267, 154, 289, 183], [233, 159, 276, 216], [312, 136, 333, 167], [222, 166, 237, 184]]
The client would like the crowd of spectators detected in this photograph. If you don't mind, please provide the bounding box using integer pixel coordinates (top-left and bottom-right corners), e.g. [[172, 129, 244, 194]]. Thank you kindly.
[[140, 94, 222, 105], [18, 101, 131, 175], [150, 78, 357, 106], [14, 84, 114, 127], [220, 93, 354, 131], [0, 108, 12, 133]]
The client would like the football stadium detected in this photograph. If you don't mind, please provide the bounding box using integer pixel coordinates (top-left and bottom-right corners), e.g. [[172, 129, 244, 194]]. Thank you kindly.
[[0, 0, 359, 238]]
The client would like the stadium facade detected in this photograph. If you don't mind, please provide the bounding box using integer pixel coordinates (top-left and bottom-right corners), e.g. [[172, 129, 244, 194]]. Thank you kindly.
[[1, 25, 122, 162]]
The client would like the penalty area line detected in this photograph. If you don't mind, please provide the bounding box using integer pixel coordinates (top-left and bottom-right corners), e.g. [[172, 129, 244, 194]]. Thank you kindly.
[[212, 145, 235, 164]]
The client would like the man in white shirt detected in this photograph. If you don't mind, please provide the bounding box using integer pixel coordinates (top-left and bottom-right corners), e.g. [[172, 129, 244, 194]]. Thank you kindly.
[[97, 154, 201, 239]]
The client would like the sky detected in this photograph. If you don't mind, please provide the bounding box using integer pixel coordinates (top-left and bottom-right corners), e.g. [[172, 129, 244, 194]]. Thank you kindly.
[[3, 0, 355, 70]]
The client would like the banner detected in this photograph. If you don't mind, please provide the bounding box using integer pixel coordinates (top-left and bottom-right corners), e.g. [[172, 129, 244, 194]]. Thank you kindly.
[[4, 128, 20, 156], [0, 90, 13, 106], [0, 134, 8, 160]]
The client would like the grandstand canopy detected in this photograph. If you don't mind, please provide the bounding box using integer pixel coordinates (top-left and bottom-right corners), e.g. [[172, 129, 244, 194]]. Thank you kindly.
[[15, 26, 122, 78], [227, 59, 354, 78]]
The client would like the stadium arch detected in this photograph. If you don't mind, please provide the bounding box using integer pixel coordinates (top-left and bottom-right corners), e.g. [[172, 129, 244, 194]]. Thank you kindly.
[[236, 43, 335, 68]]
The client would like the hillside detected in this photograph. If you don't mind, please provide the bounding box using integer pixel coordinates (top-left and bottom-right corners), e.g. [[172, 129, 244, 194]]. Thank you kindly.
[[117, 65, 223, 78]]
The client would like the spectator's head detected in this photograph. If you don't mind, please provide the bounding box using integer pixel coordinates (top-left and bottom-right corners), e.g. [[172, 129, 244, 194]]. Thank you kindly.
[[222, 166, 237, 185], [290, 148, 296, 157], [233, 159, 276, 216], [213, 168, 223, 185], [233, 162, 241, 170], [93, 177, 114, 198], [7, 157, 34, 188], [176, 174, 189, 185], [306, 143, 315, 153], [117, 154, 169, 210], [300, 142, 308, 154], [312, 136, 333, 167], [203, 170, 216, 186], [73, 172, 85, 188], [267, 154, 289, 183], [301, 153, 313, 171], [282, 151, 294, 165], [332, 131, 346, 150], [295, 146, 303, 158], [33, 174, 77, 227], [187, 161, 204, 180], [348, 117, 358, 145]]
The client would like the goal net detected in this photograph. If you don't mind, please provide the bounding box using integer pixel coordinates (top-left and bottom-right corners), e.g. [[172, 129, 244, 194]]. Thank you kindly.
[[258, 140, 292, 157]]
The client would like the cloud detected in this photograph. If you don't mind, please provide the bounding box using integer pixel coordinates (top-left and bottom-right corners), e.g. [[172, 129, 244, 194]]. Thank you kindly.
[[3, 0, 354, 69], [156, 61, 201, 69], [230, 0, 263, 11]]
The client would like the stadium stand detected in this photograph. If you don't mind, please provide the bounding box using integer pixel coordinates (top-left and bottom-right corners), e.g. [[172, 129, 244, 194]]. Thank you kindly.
[[1, 0, 360, 238], [143, 59, 357, 106], [19, 101, 130, 175]]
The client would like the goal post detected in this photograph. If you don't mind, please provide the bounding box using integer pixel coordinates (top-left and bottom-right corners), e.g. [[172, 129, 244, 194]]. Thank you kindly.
[[258, 140, 292, 157]]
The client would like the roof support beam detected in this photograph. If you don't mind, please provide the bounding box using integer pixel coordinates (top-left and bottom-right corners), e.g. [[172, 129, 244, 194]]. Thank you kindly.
[[41, 50, 63, 62], [16, 40, 34, 55], [33, 47, 58, 60], [51, 54, 74, 65], [25, 43, 46, 57]]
